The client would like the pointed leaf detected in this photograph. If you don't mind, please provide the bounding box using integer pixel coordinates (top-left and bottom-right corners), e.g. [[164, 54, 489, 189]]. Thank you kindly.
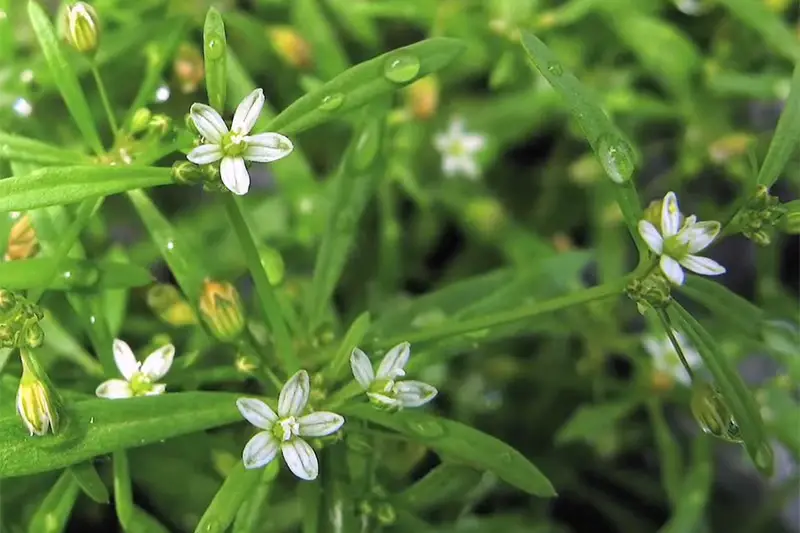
[[27, 469, 81, 533], [399, 463, 484, 511], [0, 258, 152, 291], [113, 451, 134, 530], [194, 462, 261, 533], [678, 276, 763, 337], [0, 131, 91, 166], [203, 8, 228, 112], [756, 63, 800, 188], [68, 461, 109, 504]]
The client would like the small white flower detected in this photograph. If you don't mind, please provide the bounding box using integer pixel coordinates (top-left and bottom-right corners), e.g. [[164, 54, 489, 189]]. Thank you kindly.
[[237, 370, 344, 480], [434, 118, 486, 179], [350, 342, 438, 409], [187, 88, 294, 195], [643, 330, 702, 386], [95, 339, 175, 399], [637, 191, 726, 286]]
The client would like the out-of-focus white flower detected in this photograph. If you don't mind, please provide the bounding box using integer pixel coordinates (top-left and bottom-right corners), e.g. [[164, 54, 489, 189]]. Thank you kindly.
[[95, 339, 175, 399], [350, 342, 438, 409], [434, 118, 486, 179], [643, 330, 701, 386]]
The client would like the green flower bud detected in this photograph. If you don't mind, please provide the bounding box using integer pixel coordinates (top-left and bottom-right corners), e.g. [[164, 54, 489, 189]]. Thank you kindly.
[[0, 324, 14, 347], [24, 323, 44, 349], [258, 246, 285, 286], [690, 382, 743, 443], [148, 114, 172, 136], [199, 279, 246, 342], [184, 113, 198, 135], [625, 270, 672, 314], [16, 350, 62, 436], [146, 284, 197, 326], [0, 288, 17, 316], [375, 502, 396, 526], [63, 2, 100, 56], [130, 108, 152, 134], [781, 200, 800, 234], [171, 161, 205, 186]]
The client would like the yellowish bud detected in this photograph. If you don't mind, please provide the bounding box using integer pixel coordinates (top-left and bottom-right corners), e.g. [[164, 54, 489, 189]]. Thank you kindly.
[[708, 133, 754, 164], [268, 27, 313, 70], [16, 350, 61, 436], [173, 43, 205, 94], [130, 108, 152, 134], [63, 2, 100, 56], [146, 284, 197, 326], [199, 279, 246, 342], [4, 214, 39, 261], [405, 77, 440, 121]]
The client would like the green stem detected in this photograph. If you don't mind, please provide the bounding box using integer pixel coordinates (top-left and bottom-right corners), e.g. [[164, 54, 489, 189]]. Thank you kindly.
[[656, 308, 695, 382], [239, 336, 283, 391], [91, 65, 118, 137], [223, 195, 298, 374]]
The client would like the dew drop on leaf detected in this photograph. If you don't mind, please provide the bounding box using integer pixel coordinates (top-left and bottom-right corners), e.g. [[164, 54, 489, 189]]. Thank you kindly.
[[596, 134, 635, 184], [383, 53, 421, 84], [204, 34, 225, 60], [154, 84, 171, 103], [352, 118, 381, 171], [546, 61, 563, 76], [407, 418, 446, 438], [12, 97, 33, 118], [319, 93, 345, 111]]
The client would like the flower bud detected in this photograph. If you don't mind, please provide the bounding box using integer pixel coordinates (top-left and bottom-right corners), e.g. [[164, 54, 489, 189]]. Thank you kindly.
[[171, 161, 205, 186], [63, 2, 100, 56], [146, 284, 197, 326], [268, 26, 313, 70], [625, 270, 672, 314], [24, 323, 44, 349], [173, 43, 205, 94], [148, 114, 172, 136], [0, 288, 18, 315], [130, 108, 152, 134], [199, 279, 246, 342], [375, 502, 396, 526], [690, 382, 743, 443], [5, 214, 39, 261], [16, 350, 62, 436], [405, 77, 439, 121]]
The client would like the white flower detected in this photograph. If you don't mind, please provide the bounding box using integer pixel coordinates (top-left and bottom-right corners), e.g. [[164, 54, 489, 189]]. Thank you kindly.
[[187, 88, 294, 195], [643, 330, 702, 386], [236, 370, 344, 480], [350, 342, 438, 409], [637, 191, 726, 286], [434, 118, 486, 179], [95, 339, 175, 399]]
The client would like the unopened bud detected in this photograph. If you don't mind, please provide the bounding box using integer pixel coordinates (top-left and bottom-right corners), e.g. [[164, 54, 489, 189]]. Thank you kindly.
[[781, 200, 800, 234], [16, 350, 62, 436], [0, 288, 18, 315], [173, 42, 205, 94], [24, 323, 44, 349], [405, 77, 439, 121], [146, 284, 197, 326], [268, 26, 313, 70], [148, 114, 172, 136], [5, 214, 39, 261], [465, 198, 507, 238], [171, 161, 205, 186], [626, 270, 672, 315], [708, 133, 753, 164], [130, 108, 152, 134], [63, 2, 100, 56], [690, 382, 743, 443], [199, 279, 246, 342], [375, 502, 396, 526]]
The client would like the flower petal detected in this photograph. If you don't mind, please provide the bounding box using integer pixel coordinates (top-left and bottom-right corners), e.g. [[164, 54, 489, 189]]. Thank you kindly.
[[680, 254, 726, 276], [242, 431, 280, 469], [350, 348, 375, 389], [281, 438, 319, 480], [683, 221, 721, 253], [112, 339, 140, 381], [220, 156, 250, 196], [462, 133, 486, 153], [637, 220, 663, 254], [298, 412, 345, 437], [141, 343, 175, 381], [661, 192, 681, 237], [187, 144, 223, 165], [394, 380, 438, 408], [434, 133, 452, 152], [96, 379, 133, 399], [660, 255, 685, 285], [278, 370, 310, 417], [367, 392, 400, 407], [190, 103, 228, 143], [376, 342, 411, 379], [243, 132, 293, 163], [144, 383, 166, 396], [642, 336, 663, 359], [232, 88, 265, 134], [236, 398, 279, 430]]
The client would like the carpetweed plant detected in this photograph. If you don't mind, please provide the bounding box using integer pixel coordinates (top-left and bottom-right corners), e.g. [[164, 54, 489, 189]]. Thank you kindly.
[[0, 1, 797, 532]]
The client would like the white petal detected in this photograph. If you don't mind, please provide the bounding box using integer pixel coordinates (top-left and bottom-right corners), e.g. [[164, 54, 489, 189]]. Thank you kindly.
[[660, 255, 685, 285], [278, 370, 310, 417], [281, 438, 319, 480], [187, 144, 223, 165], [683, 221, 721, 253], [642, 337, 663, 359], [376, 342, 411, 379], [680, 255, 726, 276], [236, 398, 278, 430], [243, 133, 293, 163], [96, 379, 133, 399], [394, 381, 438, 408], [458, 157, 480, 179], [461, 134, 486, 153], [661, 192, 681, 237], [144, 383, 166, 396], [190, 103, 228, 143], [141, 344, 175, 381], [350, 348, 375, 389], [297, 412, 345, 437], [112, 339, 139, 381], [434, 133, 452, 152], [448, 118, 466, 137], [232, 88, 265, 134], [242, 431, 280, 469], [220, 156, 250, 196], [442, 155, 462, 176], [367, 392, 400, 407], [637, 221, 663, 254]]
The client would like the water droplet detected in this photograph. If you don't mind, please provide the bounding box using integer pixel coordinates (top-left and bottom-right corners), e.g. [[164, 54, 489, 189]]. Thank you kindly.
[[352, 118, 381, 170], [383, 53, 421, 84], [319, 93, 344, 111], [407, 418, 446, 438], [499, 451, 514, 463], [754, 441, 774, 476], [19, 69, 35, 85], [204, 34, 225, 60], [411, 309, 446, 329], [597, 134, 635, 184], [12, 97, 33, 117], [673, 0, 712, 16], [89, 315, 96, 324], [546, 61, 563, 76], [297, 196, 315, 214], [166, 240, 175, 251], [154, 84, 171, 103], [258, 246, 285, 286]]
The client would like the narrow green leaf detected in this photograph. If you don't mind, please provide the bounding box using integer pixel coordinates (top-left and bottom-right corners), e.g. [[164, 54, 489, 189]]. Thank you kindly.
[[325, 0, 380, 46], [399, 463, 484, 512], [756, 63, 800, 188], [342, 404, 556, 497], [0, 131, 91, 166], [0, 166, 172, 212], [0, 392, 242, 478], [101, 247, 131, 337], [68, 461, 109, 504], [658, 437, 712, 533], [126, 506, 170, 533], [678, 277, 763, 337], [232, 462, 280, 533], [194, 462, 260, 533], [298, 479, 321, 533], [0, 258, 152, 291], [647, 399, 683, 506], [292, 0, 350, 80], [39, 311, 105, 377], [326, 311, 371, 381], [262, 38, 466, 135], [113, 451, 134, 530], [555, 400, 637, 445], [27, 1, 103, 154], [27, 469, 80, 533], [308, 99, 389, 326], [203, 8, 228, 112], [720, 0, 800, 62]]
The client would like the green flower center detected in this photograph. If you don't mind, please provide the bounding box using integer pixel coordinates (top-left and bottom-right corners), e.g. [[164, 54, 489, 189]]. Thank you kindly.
[[662, 235, 690, 259], [221, 132, 247, 157], [447, 140, 466, 157], [272, 416, 299, 441], [130, 372, 152, 396]]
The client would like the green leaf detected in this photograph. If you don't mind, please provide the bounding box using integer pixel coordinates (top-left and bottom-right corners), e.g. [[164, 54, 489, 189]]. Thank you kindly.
[[68, 461, 109, 504], [203, 8, 228, 111], [298, 479, 321, 533], [341, 404, 556, 497], [0, 166, 173, 212], [0, 392, 242, 478], [719, 0, 800, 62], [27, 1, 103, 154], [194, 462, 260, 533], [555, 400, 637, 445], [647, 399, 683, 506], [113, 451, 134, 530], [292, 0, 350, 80], [678, 276, 763, 337], [27, 469, 81, 533], [399, 463, 484, 512], [326, 311, 371, 381], [658, 437, 712, 533], [126, 507, 170, 533], [756, 64, 800, 189], [0, 258, 152, 291], [308, 99, 389, 325], [261, 38, 466, 135], [0, 131, 91, 166], [232, 462, 280, 533]]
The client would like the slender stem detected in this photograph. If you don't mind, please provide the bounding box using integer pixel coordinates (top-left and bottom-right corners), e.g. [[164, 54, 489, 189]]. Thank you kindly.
[[239, 336, 283, 391], [91, 65, 118, 137], [656, 308, 695, 382], [223, 195, 298, 374]]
